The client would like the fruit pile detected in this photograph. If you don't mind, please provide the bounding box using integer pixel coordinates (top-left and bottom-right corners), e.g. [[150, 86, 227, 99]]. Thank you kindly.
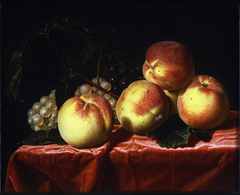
[[117, 41, 229, 134], [74, 77, 119, 123], [27, 41, 230, 149], [27, 77, 119, 131]]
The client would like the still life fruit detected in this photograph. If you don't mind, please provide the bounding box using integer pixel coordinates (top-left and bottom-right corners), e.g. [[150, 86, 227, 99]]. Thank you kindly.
[[177, 75, 230, 129], [6, 18, 230, 149], [142, 41, 195, 91], [58, 94, 114, 148], [116, 80, 169, 135], [27, 90, 58, 131]]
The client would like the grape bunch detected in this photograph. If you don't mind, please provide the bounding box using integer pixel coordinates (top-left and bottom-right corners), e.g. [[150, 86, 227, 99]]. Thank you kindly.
[[100, 61, 143, 96], [74, 77, 119, 123], [27, 89, 59, 131], [27, 61, 141, 129]]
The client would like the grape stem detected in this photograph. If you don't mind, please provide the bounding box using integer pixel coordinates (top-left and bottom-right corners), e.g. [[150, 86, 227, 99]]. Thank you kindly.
[[70, 68, 119, 99], [97, 49, 102, 85], [46, 36, 120, 99]]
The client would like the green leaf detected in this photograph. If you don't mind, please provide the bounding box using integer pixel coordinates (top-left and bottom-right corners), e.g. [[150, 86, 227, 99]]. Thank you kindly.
[[6, 30, 45, 100], [190, 128, 212, 142], [79, 43, 99, 66], [147, 126, 191, 149], [146, 114, 212, 148], [46, 18, 126, 69], [55, 73, 83, 109], [100, 27, 128, 62], [59, 45, 81, 68], [6, 17, 128, 105], [46, 18, 128, 69], [19, 129, 66, 145], [45, 17, 93, 42]]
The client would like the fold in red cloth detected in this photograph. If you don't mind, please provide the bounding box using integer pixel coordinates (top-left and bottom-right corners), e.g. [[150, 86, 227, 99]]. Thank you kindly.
[[5, 111, 239, 193]]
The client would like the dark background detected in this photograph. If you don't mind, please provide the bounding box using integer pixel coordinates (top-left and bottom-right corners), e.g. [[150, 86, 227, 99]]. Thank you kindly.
[[1, 2, 239, 193]]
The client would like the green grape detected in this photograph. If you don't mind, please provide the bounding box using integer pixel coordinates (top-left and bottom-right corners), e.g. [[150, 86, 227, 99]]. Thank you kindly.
[[75, 90, 82, 97], [32, 102, 44, 113], [27, 109, 36, 117], [100, 80, 112, 91], [50, 110, 58, 123], [91, 86, 98, 94], [109, 98, 117, 109], [46, 99, 57, 111], [34, 123, 47, 131], [97, 90, 105, 97], [40, 96, 51, 105], [27, 116, 33, 125], [28, 89, 59, 130], [40, 106, 52, 118], [75, 86, 82, 97], [103, 93, 112, 101], [32, 114, 44, 126], [92, 77, 106, 85], [49, 89, 56, 100], [80, 84, 92, 94], [47, 121, 57, 129]]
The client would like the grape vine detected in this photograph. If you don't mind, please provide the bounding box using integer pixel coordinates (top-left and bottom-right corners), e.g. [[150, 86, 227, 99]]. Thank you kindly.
[[6, 17, 127, 106]]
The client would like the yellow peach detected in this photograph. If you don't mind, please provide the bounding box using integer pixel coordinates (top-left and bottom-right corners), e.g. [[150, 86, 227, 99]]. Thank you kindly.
[[177, 75, 230, 129], [58, 94, 114, 148], [116, 80, 169, 135], [163, 89, 180, 115]]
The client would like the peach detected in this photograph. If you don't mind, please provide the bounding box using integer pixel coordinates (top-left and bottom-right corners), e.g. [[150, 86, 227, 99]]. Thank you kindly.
[[58, 94, 114, 148], [163, 89, 180, 115], [116, 80, 169, 135], [143, 41, 195, 91], [177, 75, 230, 129]]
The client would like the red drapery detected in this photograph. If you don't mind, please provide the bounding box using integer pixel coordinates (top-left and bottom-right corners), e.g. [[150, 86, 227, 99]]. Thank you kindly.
[[5, 111, 239, 193]]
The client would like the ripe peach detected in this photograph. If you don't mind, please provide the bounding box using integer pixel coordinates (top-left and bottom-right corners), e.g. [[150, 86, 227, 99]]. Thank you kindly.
[[163, 89, 180, 115], [58, 94, 114, 148], [143, 41, 195, 91], [116, 80, 169, 135], [177, 75, 230, 129]]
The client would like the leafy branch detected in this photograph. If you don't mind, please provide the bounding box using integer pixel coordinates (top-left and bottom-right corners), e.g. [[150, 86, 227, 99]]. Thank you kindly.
[[6, 17, 124, 106], [46, 35, 119, 99], [6, 30, 45, 100]]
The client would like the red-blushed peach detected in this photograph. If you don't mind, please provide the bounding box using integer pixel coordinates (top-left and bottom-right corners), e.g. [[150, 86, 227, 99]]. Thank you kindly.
[[116, 80, 169, 135], [58, 94, 114, 148], [163, 89, 180, 115], [177, 75, 230, 129], [143, 41, 195, 91]]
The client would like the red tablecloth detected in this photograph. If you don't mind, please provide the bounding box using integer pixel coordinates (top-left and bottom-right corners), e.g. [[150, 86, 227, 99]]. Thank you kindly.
[[5, 111, 239, 193]]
